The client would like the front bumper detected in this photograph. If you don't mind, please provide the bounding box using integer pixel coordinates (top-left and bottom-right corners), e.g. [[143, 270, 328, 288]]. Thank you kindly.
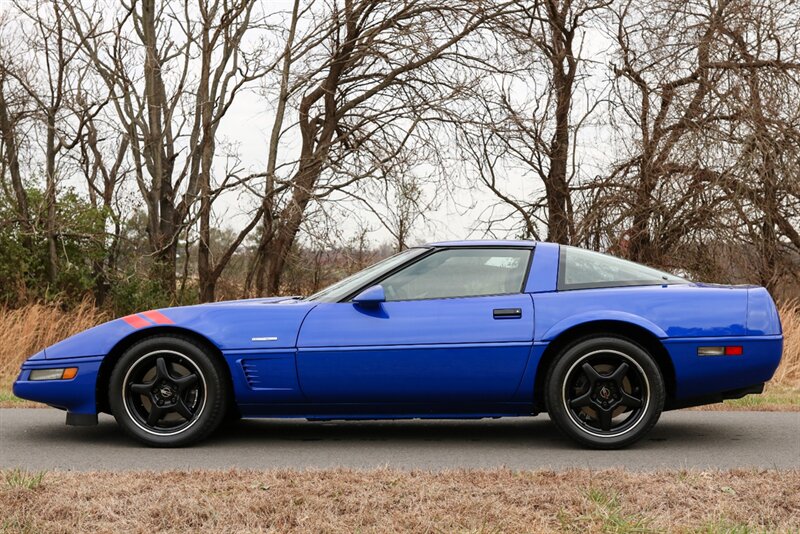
[[13, 355, 102, 415]]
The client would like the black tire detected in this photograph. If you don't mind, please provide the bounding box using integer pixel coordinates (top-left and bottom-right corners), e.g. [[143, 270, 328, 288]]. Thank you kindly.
[[545, 336, 665, 449], [108, 334, 229, 447]]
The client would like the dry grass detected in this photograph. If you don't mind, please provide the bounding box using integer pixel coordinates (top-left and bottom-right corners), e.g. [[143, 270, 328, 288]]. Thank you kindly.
[[0, 300, 107, 407], [1, 468, 798, 533], [697, 383, 800, 411], [773, 301, 800, 385], [0, 301, 797, 409]]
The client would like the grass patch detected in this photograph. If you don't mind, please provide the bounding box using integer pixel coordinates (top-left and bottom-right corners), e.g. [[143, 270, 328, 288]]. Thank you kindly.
[[0, 389, 42, 408], [722, 384, 800, 409], [570, 488, 653, 533], [694, 383, 800, 412], [4, 469, 45, 490], [0, 389, 24, 405], [690, 520, 765, 534], [0, 468, 796, 533]]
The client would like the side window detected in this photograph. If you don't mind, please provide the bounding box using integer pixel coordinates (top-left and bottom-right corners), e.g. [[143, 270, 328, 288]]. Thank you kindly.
[[558, 246, 687, 290], [379, 248, 531, 301]]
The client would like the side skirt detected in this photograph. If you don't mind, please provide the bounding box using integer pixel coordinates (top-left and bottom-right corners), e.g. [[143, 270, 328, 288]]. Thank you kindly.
[[236, 402, 535, 420]]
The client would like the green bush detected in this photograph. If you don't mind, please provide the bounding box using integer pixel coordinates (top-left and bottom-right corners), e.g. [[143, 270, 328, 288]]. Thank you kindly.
[[107, 273, 183, 316], [0, 188, 106, 306]]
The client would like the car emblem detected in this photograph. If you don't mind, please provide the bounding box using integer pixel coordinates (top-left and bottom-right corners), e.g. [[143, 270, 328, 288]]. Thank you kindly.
[[160, 385, 174, 398], [599, 386, 611, 400]]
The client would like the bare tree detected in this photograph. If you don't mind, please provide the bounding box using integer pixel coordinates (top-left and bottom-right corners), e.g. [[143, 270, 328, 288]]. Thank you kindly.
[[515, 0, 610, 243], [0, 0, 104, 283], [346, 167, 439, 252], [3, 0, 799, 306], [578, 0, 800, 291], [65, 0, 273, 299], [454, 0, 610, 243], [245, 0, 516, 295], [0, 66, 34, 253], [72, 97, 129, 304]]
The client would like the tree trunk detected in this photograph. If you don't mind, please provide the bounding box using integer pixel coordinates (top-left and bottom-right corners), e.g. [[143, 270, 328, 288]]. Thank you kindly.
[[0, 78, 34, 252], [264, 160, 326, 294], [45, 112, 59, 284], [543, 0, 576, 245], [246, 0, 301, 297], [142, 0, 177, 297], [197, 190, 213, 301], [545, 74, 572, 244], [152, 238, 177, 296], [196, 32, 214, 302]]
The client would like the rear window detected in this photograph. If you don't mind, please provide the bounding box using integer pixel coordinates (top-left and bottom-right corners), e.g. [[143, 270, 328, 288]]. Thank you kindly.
[[558, 246, 687, 290]]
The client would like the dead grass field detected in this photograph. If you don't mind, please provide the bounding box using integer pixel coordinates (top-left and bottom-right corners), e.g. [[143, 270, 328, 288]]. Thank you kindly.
[[1, 468, 798, 533], [0, 301, 798, 410], [0, 300, 108, 408]]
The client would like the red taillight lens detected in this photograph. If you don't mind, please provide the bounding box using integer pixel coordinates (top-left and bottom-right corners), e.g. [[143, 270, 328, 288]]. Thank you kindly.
[[698, 346, 744, 356]]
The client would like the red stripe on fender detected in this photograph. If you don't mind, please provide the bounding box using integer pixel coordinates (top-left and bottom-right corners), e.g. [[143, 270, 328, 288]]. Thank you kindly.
[[122, 314, 150, 329], [141, 310, 174, 325]]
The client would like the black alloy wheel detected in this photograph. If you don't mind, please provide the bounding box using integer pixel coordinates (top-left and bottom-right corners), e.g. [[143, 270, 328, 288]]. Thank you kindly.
[[124, 351, 205, 434], [109, 334, 229, 447], [545, 336, 665, 449]]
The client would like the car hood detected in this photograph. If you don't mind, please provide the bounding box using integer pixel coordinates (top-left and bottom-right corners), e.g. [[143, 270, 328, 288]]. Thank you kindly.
[[202, 296, 305, 305], [43, 298, 319, 359]]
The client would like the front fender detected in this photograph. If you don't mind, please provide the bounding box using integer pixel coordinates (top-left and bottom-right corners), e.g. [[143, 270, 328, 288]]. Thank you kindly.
[[44, 319, 139, 359], [43, 299, 318, 359]]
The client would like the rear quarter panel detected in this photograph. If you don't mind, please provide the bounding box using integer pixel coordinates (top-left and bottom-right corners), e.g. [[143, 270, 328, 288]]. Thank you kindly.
[[534, 285, 749, 341], [532, 284, 781, 400]]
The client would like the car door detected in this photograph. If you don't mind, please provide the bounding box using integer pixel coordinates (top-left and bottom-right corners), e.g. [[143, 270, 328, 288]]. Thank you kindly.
[[296, 247, 535, 405]]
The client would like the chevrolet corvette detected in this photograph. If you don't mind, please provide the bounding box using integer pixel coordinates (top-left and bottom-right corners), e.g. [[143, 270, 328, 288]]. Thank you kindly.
[[13, 241, 783, 448]]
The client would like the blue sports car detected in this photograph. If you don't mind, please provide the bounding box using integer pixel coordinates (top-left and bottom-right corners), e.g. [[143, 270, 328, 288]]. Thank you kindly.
[[14, 241, 783, 448]]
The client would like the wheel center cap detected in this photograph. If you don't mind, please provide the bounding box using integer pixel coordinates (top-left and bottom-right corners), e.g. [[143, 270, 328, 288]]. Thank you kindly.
[[598, 386, 611, 400], [159, 385, 174, 399]]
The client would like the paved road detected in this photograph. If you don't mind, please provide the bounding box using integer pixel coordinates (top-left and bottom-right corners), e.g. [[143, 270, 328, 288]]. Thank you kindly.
[[1, 409, 798, 471]]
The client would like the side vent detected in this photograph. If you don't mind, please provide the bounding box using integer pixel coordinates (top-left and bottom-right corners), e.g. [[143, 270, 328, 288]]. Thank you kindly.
[[236, 354, 298, 393], [241, 360, 262, 388]]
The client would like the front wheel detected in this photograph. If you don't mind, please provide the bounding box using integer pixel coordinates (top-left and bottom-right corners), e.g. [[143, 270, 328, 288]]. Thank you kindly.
[[545, 336, 665, 449], [109, 334, 229, 447]]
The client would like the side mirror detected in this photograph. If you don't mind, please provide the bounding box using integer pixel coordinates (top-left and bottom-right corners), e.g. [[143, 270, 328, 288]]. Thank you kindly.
[[353, 285, 385, 307]]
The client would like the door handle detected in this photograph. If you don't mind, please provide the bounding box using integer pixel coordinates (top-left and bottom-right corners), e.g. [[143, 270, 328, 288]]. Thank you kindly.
[[493, 308, 522, 319]]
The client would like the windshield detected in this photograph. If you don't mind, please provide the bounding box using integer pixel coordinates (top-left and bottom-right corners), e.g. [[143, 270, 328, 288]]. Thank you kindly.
[[305, 248, 429, 303]]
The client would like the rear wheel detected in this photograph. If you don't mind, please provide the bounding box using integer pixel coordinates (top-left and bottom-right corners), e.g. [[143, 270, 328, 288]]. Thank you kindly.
[[109, 335, 228, 447], [545, 336, 665, 449]]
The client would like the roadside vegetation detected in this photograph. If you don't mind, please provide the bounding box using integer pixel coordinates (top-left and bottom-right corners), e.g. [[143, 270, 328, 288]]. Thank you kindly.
[[1, 468, 798, 533], [1, 301, 798, 410], [1, 0, 798, 310]]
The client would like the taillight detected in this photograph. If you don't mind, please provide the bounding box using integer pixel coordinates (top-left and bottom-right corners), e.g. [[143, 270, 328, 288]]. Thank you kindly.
[[697, 346, 743, 356]]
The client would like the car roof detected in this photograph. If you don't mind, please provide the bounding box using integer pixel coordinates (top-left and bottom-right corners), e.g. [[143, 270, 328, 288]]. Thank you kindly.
[[424, 239, 539, 248]]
